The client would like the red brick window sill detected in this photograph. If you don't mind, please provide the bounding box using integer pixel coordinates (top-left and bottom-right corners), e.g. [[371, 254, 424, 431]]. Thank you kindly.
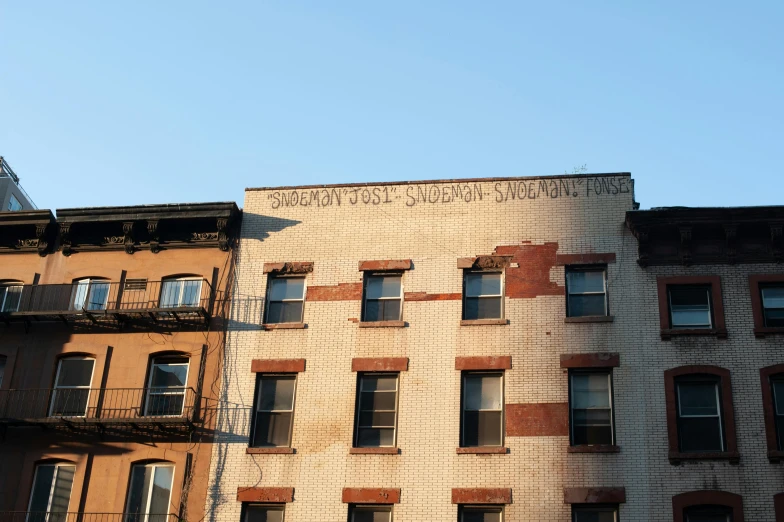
[[456, 447, 508, 454], [349, 447, 400, 455], [358, 320, 406, 328], [567, 445, 620, 454], [460, 319, 508, 326], [263, 322, 306, 330], [246, 447, 296, 454], [668, 451, 740, 464]]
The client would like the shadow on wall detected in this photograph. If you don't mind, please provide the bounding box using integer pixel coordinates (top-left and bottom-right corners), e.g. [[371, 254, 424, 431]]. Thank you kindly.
[[240, 212, 301, 244]]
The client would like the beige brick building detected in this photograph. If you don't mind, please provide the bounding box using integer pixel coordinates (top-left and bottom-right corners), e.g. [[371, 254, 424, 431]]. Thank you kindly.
[[206, 173, 784, 521]]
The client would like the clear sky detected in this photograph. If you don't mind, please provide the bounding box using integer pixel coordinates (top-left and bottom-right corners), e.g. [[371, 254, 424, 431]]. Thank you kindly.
[[2, 1, 781, 211]]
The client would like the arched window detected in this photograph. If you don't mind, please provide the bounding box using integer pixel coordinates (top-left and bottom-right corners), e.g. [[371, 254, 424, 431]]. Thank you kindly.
[[125, 462, 175, 522], [27, 462, 76, 521], [145, 356, 189, 417], [70, 278, 110, 311], [50, 356, 96, 417], [159, 276, 202, 309], [0, 281, 23, 312]]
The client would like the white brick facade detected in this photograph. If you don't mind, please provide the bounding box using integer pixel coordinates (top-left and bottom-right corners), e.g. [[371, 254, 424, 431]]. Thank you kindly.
[[206, 174, 784, 521]]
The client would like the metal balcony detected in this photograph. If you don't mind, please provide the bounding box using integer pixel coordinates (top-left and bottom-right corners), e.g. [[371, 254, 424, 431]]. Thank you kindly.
[[0, 279, 216, 328], [0, 387, 198, 428], [0, 514, 181, 522]]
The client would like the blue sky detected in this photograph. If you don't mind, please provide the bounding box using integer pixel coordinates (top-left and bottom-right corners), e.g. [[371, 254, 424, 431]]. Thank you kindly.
[[2, 1, 781, 210]]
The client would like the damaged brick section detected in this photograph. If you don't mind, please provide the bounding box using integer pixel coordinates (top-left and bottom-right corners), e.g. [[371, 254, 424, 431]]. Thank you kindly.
[[352, 357, 409, 372], [455, 356, 512, 370], [563, 487, 626, 504], [404, 292, 461, 301], [358, 259, 412, 271], [493, 242, 564, 298], [307, 282, 363, 301], [263, 262, 314, 274], [342, 488, 401, 504], [506, 403, 569, 436], [251, 359, 306, 373], [451, 488, 512, 505], [236, 487, 294, 503]]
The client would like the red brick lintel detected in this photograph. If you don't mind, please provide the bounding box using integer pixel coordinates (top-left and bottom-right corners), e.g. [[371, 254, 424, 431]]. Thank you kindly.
[[555, 253, 617, 266], [560, 352, 620, 368], [563, 487, 626, 504], [236, 487, 294, 503], [358, 260, 412, 271], [352, 357, 409, 372], [342, 488, 401, 504], [251, 359, 306, 373], [451, 488, 512, 505], [455, 356, 511, 371]]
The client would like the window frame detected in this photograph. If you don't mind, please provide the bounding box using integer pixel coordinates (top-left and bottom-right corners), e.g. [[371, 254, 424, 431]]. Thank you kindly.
[[759, 364, 784, 460], [671, 490, 744, 522], [361, 272, 404, 323], [0, 282, 24, 312], [353, 372, 400, 448], [125, 462, 175, 521], [668, 284, 713, 329], [749, 275, 784, 337], [571, 504, 619, 522], [565, 265, 609, 317], [460, 370, 505, 448], [49, 356, 96, 418], [144, 356, 190, 417], [250, 373, 298, 448], [159, 276, 203, 309], [348, 504, 392, 522], [70, 278, 111, 312], [244, 503, 286, 522], [263, 274, 307, 325], [675, 375, 725, 453], [462, 270, 505, 321], [568, 369, 615, 447], [664, 366, 738, 463], [656, 276, 726, 340], [27, 462, 76, 516], [458, 505, 504, 522]]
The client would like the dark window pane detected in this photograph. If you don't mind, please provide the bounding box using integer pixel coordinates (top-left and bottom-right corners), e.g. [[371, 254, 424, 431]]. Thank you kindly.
[[246, 506, 284, 522], [465, 273, 502, 297], [679, 417, 723, 452], [362, 376, 397, 392], [266, 301, 304, 323], [678, 382, 719, 416], [364, 300, 382, 321], [463, 410, 502, 446], [762, 286, 784, 308], [464, 297, 502, 320], [572, 423, 613, 445], [464, 374, 502, 410], [568, 294, 607, 317], [357, 427, 395, 447], [258, 376, 296, 411], [50, 389, 90, 417], [461, 507, 502, 522], [670, 286, 712, 328], [28, 465, 57, 512], [360, 391, 396, 411], [145, 393, 185, 416], [364, 299, 401, 321], [573, 506, 617, 522], [352, 506, 391, 522], [684, 506, 732, 522], [365, 276, 401, 299], [567, 271, 605, 293], [765, 308, 784, 328], [358, 411, 396, 427], [269, 278, 305, 301], [150, 361, 188, 388], [253, 412, 293, 447], [56, 358, 95, 387]]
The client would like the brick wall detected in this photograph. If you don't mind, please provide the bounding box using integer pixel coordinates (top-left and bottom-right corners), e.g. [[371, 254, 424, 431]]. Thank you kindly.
[[205, 174, 784, 521]]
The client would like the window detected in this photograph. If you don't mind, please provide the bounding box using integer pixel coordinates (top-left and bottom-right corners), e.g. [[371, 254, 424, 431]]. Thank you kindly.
[[463, 272, 503, 320], [459, 506, 503, 522], [8, 194, 23, 211], [245, 505, 285, 522], [683, 506, 732, 522], [1, 283, 23, 312], [761, 284, 784, 328], [145, 357, 189, 417], [349, 505, 392, 522], [27, 463, 75, 520], [354, 373, 398, 448], [461, 372, 503, 447], [70, 278, 110, 311], [772, 376, 784, 451], [566, 267, 608, 317], [0, 355, 6, 388], [50, 357, 95, 417], [362, 274, 402, 322], [668, 285, 713, 329], [570, 371, 614, 446], [160, 277, 202, 308], [676, 376, 724, 452], [572, 505, 618, 522], [252, 374, 296, 447], [264, 276, 305, 324], [125, 463, 174, 522]]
